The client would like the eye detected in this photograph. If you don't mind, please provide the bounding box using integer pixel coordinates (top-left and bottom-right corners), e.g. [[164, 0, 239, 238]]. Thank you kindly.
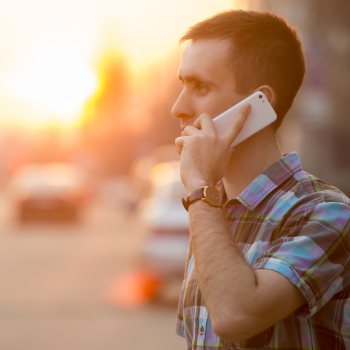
[[196, 83, 208, 95]]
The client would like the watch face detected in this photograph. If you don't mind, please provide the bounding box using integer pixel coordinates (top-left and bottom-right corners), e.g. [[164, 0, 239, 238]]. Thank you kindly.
[[204, 186, 221, 206]]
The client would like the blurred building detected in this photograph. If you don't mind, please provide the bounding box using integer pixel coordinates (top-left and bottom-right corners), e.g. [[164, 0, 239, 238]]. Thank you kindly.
[[245, 0, 350, 196], [80, 48, 182, 179]]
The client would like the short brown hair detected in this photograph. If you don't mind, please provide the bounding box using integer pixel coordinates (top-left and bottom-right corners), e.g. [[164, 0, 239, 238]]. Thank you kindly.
[[180, 10, 306, 129]]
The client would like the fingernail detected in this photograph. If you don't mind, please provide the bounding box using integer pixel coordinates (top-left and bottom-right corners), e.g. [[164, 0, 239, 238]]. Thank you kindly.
[[244, 103, 251, 111]]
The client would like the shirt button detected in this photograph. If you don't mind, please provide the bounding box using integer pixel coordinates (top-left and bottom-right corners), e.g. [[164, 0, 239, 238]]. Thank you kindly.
[[200, 326, 204, 335]]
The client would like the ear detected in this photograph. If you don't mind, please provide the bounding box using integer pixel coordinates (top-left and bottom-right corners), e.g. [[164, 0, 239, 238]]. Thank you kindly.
[[253, 85, 276, 108]]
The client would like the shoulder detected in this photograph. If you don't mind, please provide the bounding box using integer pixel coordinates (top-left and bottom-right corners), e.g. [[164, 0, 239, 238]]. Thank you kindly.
[[277, 169, 350, 212], [263, 169, 350, 232], [279, 170, 350, 229], [292, 170, 350, 206]]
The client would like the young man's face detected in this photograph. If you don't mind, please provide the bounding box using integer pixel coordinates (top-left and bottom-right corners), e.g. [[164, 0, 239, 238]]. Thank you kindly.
[[172, 38, 247, 134]]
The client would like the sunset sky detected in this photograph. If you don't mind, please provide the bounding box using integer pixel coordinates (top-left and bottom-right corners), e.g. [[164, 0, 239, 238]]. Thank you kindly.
[[0, 0, 248, 130]]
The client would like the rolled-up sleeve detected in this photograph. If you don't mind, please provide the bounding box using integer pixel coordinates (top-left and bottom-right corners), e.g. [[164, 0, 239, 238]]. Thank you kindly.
[[253, 201, 350, 318]]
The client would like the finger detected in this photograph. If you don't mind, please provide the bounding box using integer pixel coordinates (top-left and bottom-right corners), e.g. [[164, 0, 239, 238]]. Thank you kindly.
[[227, 146, 236, 159], [183, 125, 202, 136], [193, 113, 216, 134], [175, 143, 182, 155], [221, 103, 251, 147], [175, 136, 185, 155]]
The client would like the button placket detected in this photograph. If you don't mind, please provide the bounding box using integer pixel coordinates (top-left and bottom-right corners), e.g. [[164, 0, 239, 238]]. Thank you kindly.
[[197, 308, 208, 341], [197, 322, 206, 340]]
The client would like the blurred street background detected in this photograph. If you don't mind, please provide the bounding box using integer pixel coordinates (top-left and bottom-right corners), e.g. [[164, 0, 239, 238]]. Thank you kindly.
[[0, 0, 349, 349]]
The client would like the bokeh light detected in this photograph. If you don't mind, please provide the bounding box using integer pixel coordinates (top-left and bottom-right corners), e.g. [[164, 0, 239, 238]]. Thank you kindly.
[[149, 162, 175, 187]]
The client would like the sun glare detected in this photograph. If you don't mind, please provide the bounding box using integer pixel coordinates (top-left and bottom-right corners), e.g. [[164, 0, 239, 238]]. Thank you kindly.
[[11, 39, 98, 127], [0, 0, 236, 129]]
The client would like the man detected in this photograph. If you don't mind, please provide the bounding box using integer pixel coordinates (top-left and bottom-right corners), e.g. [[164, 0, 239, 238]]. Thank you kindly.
[[172, 10, 350, 350]]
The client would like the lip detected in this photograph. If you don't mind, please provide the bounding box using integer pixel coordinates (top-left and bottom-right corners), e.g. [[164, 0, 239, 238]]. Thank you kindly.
[[181, 131, 185, 137]]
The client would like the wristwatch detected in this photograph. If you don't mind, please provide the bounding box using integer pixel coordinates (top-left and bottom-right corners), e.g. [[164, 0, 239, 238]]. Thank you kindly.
[[182, 185, 222, 211]]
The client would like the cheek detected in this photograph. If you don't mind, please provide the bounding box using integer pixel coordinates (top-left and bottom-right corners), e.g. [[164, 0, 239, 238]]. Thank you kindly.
[[210, 93, 247, 118], [193, 96, 219, 119]]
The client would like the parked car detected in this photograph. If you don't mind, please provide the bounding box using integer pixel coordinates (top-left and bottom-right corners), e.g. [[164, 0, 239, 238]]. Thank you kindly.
[[7, 163, 91, 222], [138, 161, 190, 278]]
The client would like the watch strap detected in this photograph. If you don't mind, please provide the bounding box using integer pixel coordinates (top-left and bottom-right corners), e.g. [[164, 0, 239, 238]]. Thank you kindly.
[[182, 188, 204, 211]]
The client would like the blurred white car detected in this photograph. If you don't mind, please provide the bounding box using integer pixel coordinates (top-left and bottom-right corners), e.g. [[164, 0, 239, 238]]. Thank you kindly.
[[138, 161, 190, 278], [7, 163, 91, 222]]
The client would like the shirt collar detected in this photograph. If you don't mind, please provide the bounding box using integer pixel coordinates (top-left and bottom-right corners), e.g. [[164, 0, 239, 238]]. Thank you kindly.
[[224, 152, 302, 211]]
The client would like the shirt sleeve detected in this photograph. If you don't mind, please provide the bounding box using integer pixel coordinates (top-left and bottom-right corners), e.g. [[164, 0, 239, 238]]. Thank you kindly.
[[253, 201, 350, 318], [175, 240, 192, 337]]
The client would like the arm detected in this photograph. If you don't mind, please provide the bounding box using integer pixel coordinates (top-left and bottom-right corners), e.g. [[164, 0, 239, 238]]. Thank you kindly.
[[175, 104, 305, 342], [188, 199, 305, 342]]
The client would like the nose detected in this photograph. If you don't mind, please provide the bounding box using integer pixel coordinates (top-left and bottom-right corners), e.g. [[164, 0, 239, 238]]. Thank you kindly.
[[171, 89, 194, 121]]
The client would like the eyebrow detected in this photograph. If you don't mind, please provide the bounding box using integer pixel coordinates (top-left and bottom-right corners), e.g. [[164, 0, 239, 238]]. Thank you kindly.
[[178, 73, 218, 88]]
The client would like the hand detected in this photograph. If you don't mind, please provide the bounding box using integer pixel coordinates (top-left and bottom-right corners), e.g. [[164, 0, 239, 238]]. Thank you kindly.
[[175, 103, 251, 193]]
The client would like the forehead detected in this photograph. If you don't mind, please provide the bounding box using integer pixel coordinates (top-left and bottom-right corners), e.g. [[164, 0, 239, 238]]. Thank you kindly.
[[179, 38, 234, 84]]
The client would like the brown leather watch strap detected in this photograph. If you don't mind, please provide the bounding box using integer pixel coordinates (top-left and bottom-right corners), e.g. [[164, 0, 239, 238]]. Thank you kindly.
[[182, 188, 204, 211]]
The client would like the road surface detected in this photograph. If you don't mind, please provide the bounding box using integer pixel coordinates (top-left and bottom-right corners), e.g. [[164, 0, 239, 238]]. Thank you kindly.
[[0, 196, 185, 350]]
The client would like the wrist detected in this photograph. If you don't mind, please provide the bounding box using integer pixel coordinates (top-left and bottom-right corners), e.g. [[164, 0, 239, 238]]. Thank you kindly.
[[188, 198, 222, 212], [185, 181, 209, 195], [183, 184, 222, 212]]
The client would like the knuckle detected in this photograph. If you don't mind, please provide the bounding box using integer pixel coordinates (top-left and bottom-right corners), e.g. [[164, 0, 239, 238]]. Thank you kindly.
[[187, 136, 195, 144], [207, 134, 216, 143], [184, 125, 192, 134]]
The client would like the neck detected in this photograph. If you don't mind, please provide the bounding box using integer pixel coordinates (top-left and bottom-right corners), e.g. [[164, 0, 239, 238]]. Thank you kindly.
[[223, 126, 283, 200]]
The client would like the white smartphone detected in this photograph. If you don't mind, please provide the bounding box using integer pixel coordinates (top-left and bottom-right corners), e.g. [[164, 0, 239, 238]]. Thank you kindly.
[[212, 91, 277, 148]]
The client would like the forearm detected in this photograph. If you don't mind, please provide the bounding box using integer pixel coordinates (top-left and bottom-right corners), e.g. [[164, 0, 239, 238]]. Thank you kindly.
[[189, 200, 258, 337]]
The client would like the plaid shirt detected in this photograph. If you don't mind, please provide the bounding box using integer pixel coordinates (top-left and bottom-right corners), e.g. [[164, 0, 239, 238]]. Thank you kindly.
[[176, 152, 350, 350]]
